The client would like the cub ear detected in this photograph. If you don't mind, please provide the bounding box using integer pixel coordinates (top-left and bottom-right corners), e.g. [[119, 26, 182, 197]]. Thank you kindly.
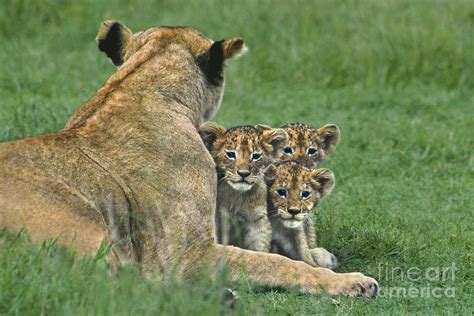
[[311, 168, 335, 198], [200, 38, 247, 85], [264, 164, 278, 184], [256, 125, 289, 156], [199, 122, 226, 151], [96, 20, 133, 67], [314, 124, 340, 155]]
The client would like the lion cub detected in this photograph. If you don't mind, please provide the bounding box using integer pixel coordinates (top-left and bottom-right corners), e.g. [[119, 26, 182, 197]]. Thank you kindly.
[[278, 123, 340, 168], [265, 161, 337, 269], [200, 122, 288, 252]]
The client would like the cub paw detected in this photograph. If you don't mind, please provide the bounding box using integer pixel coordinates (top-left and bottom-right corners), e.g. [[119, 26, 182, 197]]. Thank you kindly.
[[310, 247, 338, 270], [222, 288, 240, 309]]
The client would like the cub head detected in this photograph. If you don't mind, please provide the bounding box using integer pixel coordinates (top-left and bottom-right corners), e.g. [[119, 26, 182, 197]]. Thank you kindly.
[[278, 123, 340, 168], [199, 123, 288, 191], [265, 161, 334, 229], [95, 20, 247, 123]]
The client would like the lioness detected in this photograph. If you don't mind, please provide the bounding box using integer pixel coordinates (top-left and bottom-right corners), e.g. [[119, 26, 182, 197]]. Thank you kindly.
[[0, 21, 378, 297]]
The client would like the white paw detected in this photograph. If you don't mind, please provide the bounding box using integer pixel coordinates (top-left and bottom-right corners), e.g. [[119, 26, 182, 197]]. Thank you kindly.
[[222, 288, 240, 308], [310, 247, 338, 270]]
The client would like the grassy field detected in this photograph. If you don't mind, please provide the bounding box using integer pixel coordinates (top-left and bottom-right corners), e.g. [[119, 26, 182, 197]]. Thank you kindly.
[[1, 0, 473, 314]]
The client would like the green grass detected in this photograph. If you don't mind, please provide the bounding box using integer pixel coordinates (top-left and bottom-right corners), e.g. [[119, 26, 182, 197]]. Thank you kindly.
[[1, 0, 473, 314]]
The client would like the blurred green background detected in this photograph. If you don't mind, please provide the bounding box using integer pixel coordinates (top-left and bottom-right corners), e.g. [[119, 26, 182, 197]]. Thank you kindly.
[[0, 0, 473, 314]]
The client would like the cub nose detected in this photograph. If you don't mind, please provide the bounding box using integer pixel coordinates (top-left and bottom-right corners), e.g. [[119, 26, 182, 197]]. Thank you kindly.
[[237, 170, 251, 179], [288, 208, 301, 216]]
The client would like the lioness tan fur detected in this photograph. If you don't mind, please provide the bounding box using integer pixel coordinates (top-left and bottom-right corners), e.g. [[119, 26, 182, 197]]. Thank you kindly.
[[0, 21, 378, 297]]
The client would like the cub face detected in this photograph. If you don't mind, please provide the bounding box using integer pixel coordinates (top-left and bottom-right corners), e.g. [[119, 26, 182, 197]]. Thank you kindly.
[[200, 123, 288, 191], [265, 161, 334, 229], [278, 123, 340, 168]]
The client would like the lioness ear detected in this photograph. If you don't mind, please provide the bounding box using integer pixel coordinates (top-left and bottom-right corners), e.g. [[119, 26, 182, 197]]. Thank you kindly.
[[265, 164, 278, 184], [311, 168, 335, 198], [96, 20, 133, 67], [199, 122, 226, 151], [222, 38, 248, 59], [256, 125, 289, 156], [314, 124, 340, 155], [200, 38, 247, 85]]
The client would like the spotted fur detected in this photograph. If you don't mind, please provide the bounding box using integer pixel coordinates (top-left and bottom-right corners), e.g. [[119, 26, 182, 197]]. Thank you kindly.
[[278, 123, 340, 168], [199, 123, 288, 251], [265, 161, 338, 269]]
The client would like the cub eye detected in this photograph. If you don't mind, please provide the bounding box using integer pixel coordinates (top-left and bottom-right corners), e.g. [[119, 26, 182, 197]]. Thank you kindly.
[[283, 147, 293, 155], [225, 150, 236, 160], [307, 147, 318, 156], [276, 188, 287, 197], [301, 191, 311, 199], [251, 152, 262, 161]]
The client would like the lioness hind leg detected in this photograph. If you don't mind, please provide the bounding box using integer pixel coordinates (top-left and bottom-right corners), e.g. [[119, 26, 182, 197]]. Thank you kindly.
[[214, 244, 378, 297], [0, 180, 106, 255], [310, 247, 338, 270]]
